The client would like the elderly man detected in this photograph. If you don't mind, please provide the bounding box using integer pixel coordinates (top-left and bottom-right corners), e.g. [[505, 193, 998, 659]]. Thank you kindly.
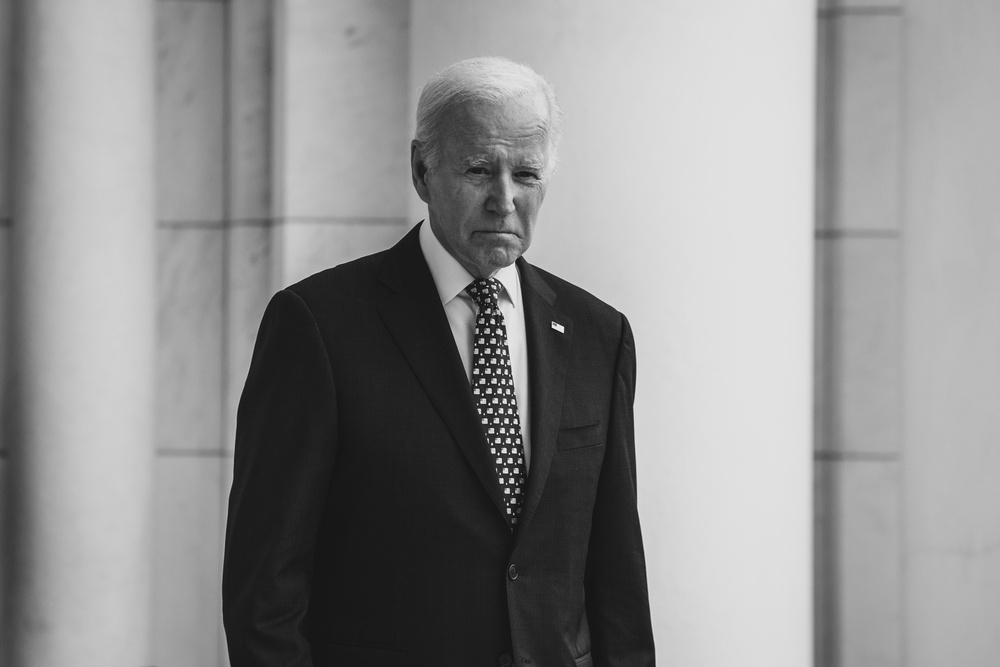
[[223, 56, 654, 667]]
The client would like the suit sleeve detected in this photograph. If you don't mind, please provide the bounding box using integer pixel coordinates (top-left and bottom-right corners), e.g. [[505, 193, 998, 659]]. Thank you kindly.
[[223, 289, 337, 667], [585, 313, 656, 665]]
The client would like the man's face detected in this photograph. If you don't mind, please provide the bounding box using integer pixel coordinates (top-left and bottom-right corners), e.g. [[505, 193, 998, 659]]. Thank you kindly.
[[412, 94, 551, 278]]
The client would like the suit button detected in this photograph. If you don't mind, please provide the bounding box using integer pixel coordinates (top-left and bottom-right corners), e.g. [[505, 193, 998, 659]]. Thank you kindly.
[[507, 563, 518, 580], [498, 653, 513, 667]]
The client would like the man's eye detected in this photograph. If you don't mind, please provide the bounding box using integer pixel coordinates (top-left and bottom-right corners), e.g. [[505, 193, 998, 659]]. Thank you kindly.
[[516, 171, 540, 180], [467, 167, 488, 175]]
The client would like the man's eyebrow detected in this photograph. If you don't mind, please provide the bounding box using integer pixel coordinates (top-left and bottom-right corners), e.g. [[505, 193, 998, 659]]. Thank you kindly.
[[460, 155, 491, 168], [518, 158, 547, 171], [458, 154, 547, 171]]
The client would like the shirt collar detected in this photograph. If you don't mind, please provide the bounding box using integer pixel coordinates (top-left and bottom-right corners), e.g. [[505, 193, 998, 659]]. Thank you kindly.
[[418, 220, 522, 310]]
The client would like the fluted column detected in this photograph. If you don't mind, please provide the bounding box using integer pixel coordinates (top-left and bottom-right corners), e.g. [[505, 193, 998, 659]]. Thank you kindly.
[[5, 1, 155, 665]]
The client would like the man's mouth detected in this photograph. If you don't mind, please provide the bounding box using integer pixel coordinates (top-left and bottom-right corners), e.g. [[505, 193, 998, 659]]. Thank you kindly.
[[475, 230, 518, 237]]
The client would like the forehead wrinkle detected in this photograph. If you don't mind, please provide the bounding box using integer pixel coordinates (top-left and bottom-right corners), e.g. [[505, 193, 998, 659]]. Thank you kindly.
[[456, 125, 549, 145], [455, 137, 548, 165], [445, 105, 551, 172]]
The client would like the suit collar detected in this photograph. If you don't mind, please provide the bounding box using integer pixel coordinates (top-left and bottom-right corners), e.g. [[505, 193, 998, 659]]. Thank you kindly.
[[378, 226, 574, 535], [513, 258, 573, 541], [378, 224, 511, 524]]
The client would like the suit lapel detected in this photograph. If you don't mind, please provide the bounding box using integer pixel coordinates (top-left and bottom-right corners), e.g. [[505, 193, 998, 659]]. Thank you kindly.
[[377, 225, 510, 522], [515, 259, 573, 540]]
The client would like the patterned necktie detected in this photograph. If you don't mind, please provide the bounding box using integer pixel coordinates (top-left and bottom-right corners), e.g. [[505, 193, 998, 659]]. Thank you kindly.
[[466, 277, 526, 525]]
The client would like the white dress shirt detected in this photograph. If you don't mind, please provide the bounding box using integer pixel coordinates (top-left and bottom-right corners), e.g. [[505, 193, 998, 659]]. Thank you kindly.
[[418, 221, 532, 470]]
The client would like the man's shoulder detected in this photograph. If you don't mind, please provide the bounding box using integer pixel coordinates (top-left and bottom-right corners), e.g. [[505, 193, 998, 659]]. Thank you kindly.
[[285, 247, 389, 301], [521, 261, 622, 316], [521, 262, 630, 350], [282, 224, 421, 307]]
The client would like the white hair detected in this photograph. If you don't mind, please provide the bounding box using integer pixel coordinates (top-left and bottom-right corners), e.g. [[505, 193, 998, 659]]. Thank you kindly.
[[413, 56, 564, 175]]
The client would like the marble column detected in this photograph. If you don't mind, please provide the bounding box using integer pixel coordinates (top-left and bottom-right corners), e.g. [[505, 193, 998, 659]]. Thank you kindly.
[[902, 1, 1000, 665], [4, 1, 155, 665], [271, 0, 411, 286]]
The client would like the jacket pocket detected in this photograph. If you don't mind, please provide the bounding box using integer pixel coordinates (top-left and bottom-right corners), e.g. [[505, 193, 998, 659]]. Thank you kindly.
[[556, 420, 604, 451]]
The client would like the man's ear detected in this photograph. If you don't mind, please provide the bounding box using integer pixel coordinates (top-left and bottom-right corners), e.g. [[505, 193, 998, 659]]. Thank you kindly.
[[411, 142, 432, 204]]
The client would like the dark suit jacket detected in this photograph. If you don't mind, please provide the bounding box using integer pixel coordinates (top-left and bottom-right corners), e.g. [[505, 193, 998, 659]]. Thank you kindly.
[[223, 224, 654, 666]]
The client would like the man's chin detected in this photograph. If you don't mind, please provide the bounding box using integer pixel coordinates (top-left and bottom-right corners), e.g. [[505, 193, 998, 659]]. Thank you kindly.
[[469, 247, 522, 277]]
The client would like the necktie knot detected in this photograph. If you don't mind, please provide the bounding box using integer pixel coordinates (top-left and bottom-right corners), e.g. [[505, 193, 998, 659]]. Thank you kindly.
[[465, 277, 501, 310]]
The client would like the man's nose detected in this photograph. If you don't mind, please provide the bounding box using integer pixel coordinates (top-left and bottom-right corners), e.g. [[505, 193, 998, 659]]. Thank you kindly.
[[485, 174, 516, 217]]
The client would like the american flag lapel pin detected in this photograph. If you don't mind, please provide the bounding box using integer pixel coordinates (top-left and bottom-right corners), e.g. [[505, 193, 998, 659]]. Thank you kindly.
[[551, 321, 565, 334]]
